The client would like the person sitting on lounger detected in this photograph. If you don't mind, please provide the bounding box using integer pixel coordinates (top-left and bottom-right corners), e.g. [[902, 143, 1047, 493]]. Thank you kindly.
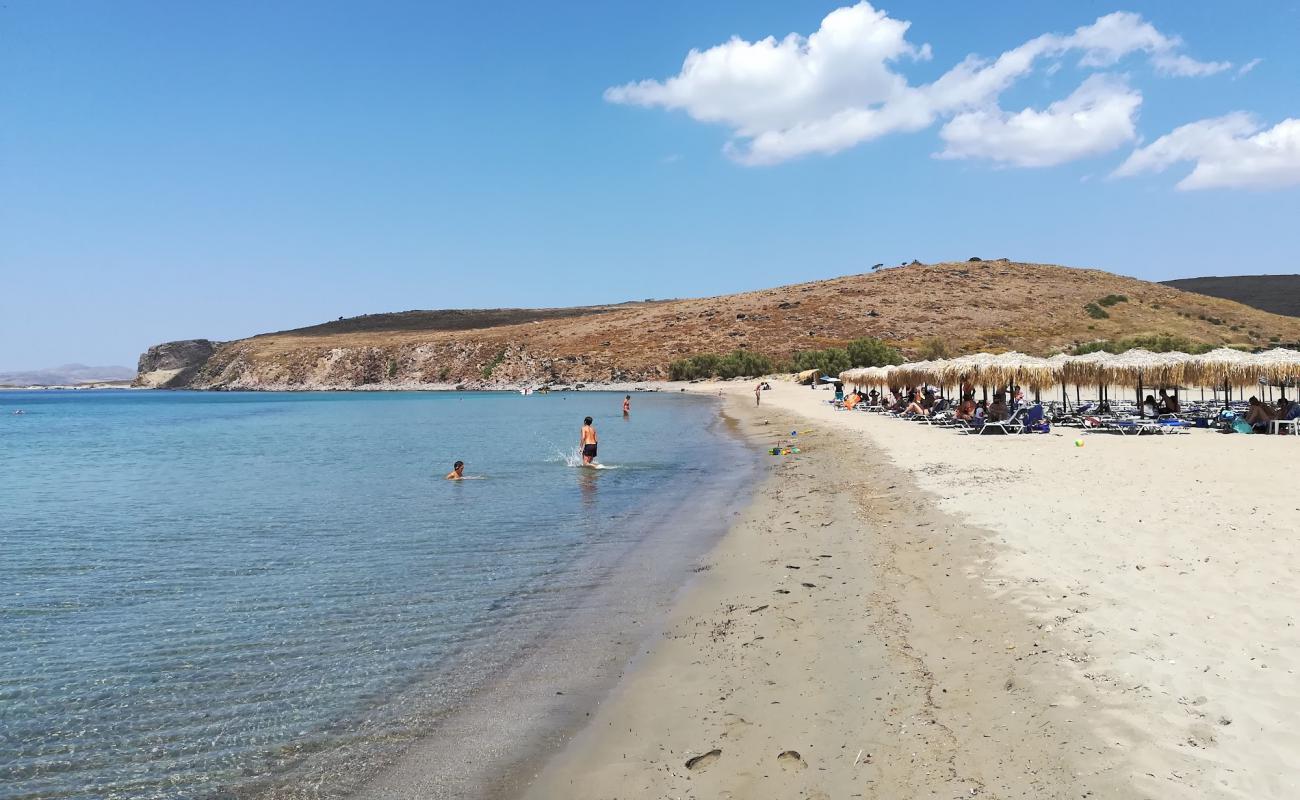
[[988, 394, 1008, 422], [1158, 389, 1180, 414], [904, 389, 928, 417], [1245, 396, 1276, 431], [954, 393, 976, 421], [1142, 394, 1160, 417]]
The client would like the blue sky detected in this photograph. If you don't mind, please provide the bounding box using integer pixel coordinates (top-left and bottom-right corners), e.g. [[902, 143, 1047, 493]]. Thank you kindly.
[[3, 1, 1298, 369]]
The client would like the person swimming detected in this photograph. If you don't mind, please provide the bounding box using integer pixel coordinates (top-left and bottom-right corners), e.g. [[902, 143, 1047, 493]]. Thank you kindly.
[[445, 460, 465, 480], [580, 416, 598, 465]]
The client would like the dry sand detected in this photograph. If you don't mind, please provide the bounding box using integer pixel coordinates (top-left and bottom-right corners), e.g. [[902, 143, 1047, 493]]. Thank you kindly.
[[520, 380, 1298, 800]]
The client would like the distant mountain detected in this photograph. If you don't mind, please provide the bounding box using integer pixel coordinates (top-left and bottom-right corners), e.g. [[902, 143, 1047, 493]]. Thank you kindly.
[[133, 260, 1300, 389], [0, 363, 136, 386], [1163, 275, 1300, 318]]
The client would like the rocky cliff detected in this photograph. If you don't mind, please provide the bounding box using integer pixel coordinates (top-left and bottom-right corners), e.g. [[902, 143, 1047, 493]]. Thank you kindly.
[[134, 261, 1300, 390], [135, 339, 219, 388]]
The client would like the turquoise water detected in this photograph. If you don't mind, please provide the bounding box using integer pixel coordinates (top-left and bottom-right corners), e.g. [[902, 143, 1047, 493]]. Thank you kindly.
[[0, 390, 749, 800]]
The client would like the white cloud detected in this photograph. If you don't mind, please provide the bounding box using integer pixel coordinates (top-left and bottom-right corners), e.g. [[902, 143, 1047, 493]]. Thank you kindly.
[[604, 3, 928, 138], [606, 4, 1236, 167], [937, 75, 1142, 167], [1066, 11, 1227, 75], [1237, 57, 1263, 77], [1152, 52, 1232, 77], [1114, 113, 1300, 189]]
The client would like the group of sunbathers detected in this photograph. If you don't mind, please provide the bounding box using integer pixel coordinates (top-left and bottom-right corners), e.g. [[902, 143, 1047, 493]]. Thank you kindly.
[[842, 382, 1037, 424], [1244, 395, 1299, 431]]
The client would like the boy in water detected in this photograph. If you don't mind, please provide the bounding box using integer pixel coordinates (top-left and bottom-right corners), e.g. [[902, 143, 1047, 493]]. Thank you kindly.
[[622, 395, 631, 416], [445, 461, 465, 480], [580, 416, 598, 465]]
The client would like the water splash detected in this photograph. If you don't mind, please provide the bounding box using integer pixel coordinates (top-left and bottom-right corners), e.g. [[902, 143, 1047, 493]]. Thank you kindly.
[[545, 444, 584, 467]]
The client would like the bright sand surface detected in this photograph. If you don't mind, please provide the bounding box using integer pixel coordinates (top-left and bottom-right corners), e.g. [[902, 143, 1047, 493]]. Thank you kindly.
[[521, 380, 1298, 800]]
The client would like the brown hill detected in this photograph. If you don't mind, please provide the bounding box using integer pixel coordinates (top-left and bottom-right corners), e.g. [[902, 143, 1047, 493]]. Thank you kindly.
[[136, 260, 1300, 389], [1162, 275, 1300, 318]]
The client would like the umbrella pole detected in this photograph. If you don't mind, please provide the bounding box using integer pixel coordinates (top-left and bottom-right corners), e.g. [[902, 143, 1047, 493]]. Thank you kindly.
[[1224, 379, 1230, 411], [1137, 375, 1144, 418]]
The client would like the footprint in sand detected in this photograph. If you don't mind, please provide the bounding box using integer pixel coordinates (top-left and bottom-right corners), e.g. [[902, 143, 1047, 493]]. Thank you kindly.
[[777, 750, 807, 771], [685, 749, 722, 771], [723, 714, 751, 738]]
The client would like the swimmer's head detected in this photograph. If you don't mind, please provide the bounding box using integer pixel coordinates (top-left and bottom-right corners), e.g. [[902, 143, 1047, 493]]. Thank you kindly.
[[453, 461, 464, 470], [584, 416, 593, 425]]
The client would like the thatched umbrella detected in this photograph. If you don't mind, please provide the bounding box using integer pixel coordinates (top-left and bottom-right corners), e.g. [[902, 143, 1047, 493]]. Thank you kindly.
[[1046, 353, 1073, 408], [839, 366, 895, 398], [1256, 348, 1300, 395], [1060, 351, 1117, 411], [1188, 348, 1260, 409], [1096, 349, 1194, 417]]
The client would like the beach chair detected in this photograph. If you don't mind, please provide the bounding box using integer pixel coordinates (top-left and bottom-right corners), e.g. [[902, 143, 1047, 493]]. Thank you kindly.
[[971, 406, 1029, 435], [1019, 404, 1047, 433]]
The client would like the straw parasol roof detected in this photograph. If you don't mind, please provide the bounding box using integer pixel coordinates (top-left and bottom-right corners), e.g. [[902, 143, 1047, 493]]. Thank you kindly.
[[839, 365, 895, 387], [845, 347, 1298, 394], [1187, 347, 1260, 387], [892, 359, 944, 388], [1255, 348, 1300, 385], [1097, 349, 1192, 387], [1059, 351, 1114, 385], [938, 351, 1054, 389]]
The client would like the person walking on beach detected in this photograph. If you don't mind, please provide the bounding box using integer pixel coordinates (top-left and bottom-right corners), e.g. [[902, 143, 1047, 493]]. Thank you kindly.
[[755, 383, 762, 406], [580, 416, 599, 465], [445, 461, 465, 480], [622, 395, 631, 416]]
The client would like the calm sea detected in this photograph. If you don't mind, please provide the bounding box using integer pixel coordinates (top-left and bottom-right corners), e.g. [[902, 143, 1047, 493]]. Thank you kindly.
[[0, 390, 754, 800]]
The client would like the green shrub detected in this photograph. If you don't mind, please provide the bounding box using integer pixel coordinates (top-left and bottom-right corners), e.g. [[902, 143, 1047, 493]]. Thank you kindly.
[[1084, 303, 1110, 320], [916, 337, 950, 360], [791, 347, 852, 376], [668, 350, 779, 380], [1071, 334, 1213, 356], [481, 349, 507, 379], [846, 337, 903, 368], [1097, 294, 1128, 307], [386, 358, 398, 379]]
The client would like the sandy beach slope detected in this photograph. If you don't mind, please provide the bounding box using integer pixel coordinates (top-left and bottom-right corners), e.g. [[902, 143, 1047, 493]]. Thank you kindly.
[[522, 381, 1298, 800]]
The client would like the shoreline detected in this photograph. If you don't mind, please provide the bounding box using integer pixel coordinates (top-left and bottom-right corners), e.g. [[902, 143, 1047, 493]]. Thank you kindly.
[[315, 395, 765, 800], [519, 388, 1122, 799], [515, 380, 1299, 799]]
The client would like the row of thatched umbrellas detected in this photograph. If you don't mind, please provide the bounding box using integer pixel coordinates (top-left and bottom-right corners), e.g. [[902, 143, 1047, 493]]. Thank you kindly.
[[840, 347, 1300, 413]]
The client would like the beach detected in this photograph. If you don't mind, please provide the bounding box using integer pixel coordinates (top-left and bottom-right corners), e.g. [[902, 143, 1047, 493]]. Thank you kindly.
[[520, 380, 1299, 799]]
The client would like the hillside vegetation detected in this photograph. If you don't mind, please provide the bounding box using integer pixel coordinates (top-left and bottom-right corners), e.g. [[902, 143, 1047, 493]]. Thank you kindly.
[[137, 260, 1300, 389]]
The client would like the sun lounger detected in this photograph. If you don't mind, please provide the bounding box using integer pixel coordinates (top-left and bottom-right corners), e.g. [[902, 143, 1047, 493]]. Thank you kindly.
[[968, 407, 1029, 435]]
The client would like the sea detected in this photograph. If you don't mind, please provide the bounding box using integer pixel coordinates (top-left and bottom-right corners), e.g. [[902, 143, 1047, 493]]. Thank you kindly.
[[0, 389, 758, 800]]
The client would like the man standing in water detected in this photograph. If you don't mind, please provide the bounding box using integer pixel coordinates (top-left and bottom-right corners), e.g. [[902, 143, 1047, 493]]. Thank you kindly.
[[580, 416, 599, 466], [622, 395, 631, 417]]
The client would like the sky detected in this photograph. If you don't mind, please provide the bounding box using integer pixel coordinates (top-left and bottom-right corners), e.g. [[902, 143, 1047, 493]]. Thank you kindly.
[[3, 1, 1299, 369]]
